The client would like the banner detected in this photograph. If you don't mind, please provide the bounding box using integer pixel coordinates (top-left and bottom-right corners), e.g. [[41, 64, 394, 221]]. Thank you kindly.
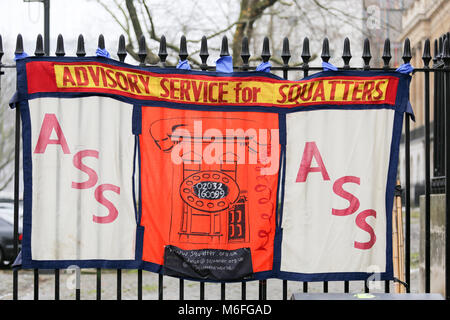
[[139, 107, 280, 280], [280, 108, 398, 281], [16, 95, 142, 268], [12, 57, 411, 282]]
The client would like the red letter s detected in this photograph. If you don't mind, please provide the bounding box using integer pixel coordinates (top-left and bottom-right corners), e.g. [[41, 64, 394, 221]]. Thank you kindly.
[[354, 209, 377, 250], [332, 176, 360, 216], [71, 150, 99, 189], [93, 184, 120, 224]]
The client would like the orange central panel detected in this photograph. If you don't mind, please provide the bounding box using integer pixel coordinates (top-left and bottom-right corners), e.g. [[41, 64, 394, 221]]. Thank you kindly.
[[139, 106, 280, 274]]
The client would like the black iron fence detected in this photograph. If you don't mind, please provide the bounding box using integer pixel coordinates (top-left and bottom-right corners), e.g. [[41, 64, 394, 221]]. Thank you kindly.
[[0, 31, 449, 300]]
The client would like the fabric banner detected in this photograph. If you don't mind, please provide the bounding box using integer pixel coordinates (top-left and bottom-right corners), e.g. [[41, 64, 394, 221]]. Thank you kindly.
[[280, 108, 398, 281], [139, 107, 280, 280], [12, 57, 411, 282], [17, 95, 142, 269]]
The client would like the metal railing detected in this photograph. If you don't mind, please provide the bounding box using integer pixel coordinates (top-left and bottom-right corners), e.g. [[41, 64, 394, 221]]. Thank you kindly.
[[0, 31, 449, 300]]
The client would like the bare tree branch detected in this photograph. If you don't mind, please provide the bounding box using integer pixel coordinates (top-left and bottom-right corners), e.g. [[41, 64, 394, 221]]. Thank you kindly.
[[232, 0, 279, 63], [97, 0, 372, 68], [121, 0, 202, 66]]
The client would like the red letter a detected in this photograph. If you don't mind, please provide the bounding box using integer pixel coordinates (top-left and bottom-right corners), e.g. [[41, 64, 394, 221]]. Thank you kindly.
[[34, 113, 71, 154], [295, 141, 330, 182]]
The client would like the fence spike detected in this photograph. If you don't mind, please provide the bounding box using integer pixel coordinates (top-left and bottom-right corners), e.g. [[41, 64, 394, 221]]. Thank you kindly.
[[158, 35, 168, 64], [438, 36, 443, 61], [34, 34, 45, 56], [301, 37, 311, 64], [220, 36, 230, 57], [240, 36, 250, 68], [362, 38, 371, 69], [200, 36, 208, 69], [433, 38, 438, 65], [15, 34, 24, 55], [321, 37, 330, 62], [443, 34, 448, 61], [281, 37, 291, 66], [55, 34, 65, 56], [117, 35, 127, 62], [448, 32, 450, 49], [402, 38, 412, 64], [138, 35, 147, 66], [443, 37, 450, 68], [179, 35, 188, 61], [446, 33, 450, 59], [342, 37, 351, 69], [422, 38, 431, 67], [261, 36, 270, 62], [382, 38, 391, 69], [0, 35, 3, 62], [98, 34, 105, 50], [76, 34, 86, 57]]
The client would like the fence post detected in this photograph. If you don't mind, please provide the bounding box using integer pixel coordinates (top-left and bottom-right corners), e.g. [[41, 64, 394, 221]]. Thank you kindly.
[[342, 37, 351, 69], [382, 38, 391, 70], [402, 37, 412, 295], [158, 35, 167, 67], [200, 36, 208, 71], [443, 36, 450, 300], [301, 37, 310, 78], [362, 38, 371, 70], [240, 37, 250, 71], [138, 35, 147, 66], [117, 35, 127, 62], [423, 38, 432, 294]]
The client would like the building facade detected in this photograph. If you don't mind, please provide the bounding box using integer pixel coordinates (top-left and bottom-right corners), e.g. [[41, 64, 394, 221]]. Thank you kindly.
[[363, 0, 414, 68], [397, 0, 449, 205]]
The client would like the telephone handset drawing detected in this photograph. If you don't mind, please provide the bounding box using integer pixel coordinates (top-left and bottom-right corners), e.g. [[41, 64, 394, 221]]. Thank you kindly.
[[149, 117, 272, 154]]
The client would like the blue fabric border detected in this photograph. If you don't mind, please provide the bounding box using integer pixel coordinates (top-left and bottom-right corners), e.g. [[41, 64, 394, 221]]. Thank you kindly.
[[137, 135, 142, 225], [22, 225, 144, 270], [132, 135, 139, 223], [20, 100, 32, 266], [132, 105, 142, 135], [25, 93, 400, 115], [272, 113, 286, 275]]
